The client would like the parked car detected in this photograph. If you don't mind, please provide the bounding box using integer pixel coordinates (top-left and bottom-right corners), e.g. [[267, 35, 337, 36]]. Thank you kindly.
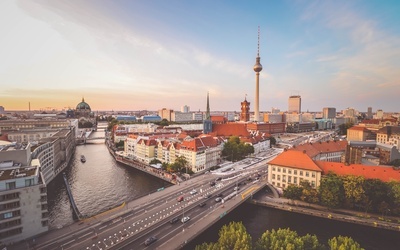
[[234, 186, 239, 191], [215, 197, 222, 202], [199, 202, 206, 207], [144, 236, 157, 246], [216, 193, 223, 197], [170, 217, 180, 224], [181, 216, 190, 223], [190, 189, 197, 195], [215, 177, 222, 181], [210, 181, 216, 186], [177, 196, 184, 202]]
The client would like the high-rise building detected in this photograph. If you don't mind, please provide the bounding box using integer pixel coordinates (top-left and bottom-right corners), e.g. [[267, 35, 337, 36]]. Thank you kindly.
[[367, 107, 372, 119], [322, 107, 336, 119], [158, 108, 173, 121], [240, 97, 250, 122], [288, 95, 301, 113], [253, 27, 262, 122], [181, 105, 190, 113]]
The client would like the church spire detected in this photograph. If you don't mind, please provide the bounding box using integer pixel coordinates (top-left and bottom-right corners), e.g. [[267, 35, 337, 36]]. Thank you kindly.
[[206, 92, 210, 120]]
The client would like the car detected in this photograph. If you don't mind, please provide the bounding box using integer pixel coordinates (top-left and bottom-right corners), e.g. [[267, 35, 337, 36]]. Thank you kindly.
[[234, 186, 239, 191], [210, 181, 216, 186], [190, 190, 197, 195], [177, 196, 184, 202], [144, 236, 157, 246], [216, 193, 223, 197], [215, 197, 222, 202], [199, 202, 206, 207], [215, 177, 222, 181], [170, 217, 180, 224], [181, 216, 190, 223]]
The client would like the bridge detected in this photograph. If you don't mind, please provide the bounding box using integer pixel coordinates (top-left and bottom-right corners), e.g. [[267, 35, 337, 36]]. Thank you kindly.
[[13, 163, 270, 250], [62, 172, 83, 220]]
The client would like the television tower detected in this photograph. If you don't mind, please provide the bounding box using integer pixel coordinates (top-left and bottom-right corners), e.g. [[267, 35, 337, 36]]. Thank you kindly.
[[253, 26, 263, 122]]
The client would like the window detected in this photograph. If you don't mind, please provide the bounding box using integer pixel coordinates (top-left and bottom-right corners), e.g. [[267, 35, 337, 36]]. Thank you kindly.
[[6, 182, 16, 190], [283, 168, 286, 173], [25, 179, 34, 187], [294, 170, 297, 175], [277, 175, 281, 181], [272, 174, 275, 180], [312, 172, 316, 178], [288, 176, 292, 183], [300, 171, 303, 176], [288, 169, 292, 174], [4, 212, 13, 219], [282, 175, 286, 182], [272, 167, 276, 171], [306, 172, 309, 177], [294, 177, 297, 184], [278, 168, 281, 172]]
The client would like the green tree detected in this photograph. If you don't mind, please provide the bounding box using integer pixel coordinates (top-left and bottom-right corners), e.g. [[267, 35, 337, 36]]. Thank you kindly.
[[328, 236, 363, 250], [338, 122, 354, 136], [159, 119, 169, 126], [222, 136, 254, 162], [255, 228, 304, 250], [318, 173, 344, 209], [218, 221, 252, 250], [283, 184, 303, 201], [302, 234, 322, 250], [388, 181, 400, 215], [342, 175, 365, 209], [195, 242, 219, 250], [362, 179, 389, 213]]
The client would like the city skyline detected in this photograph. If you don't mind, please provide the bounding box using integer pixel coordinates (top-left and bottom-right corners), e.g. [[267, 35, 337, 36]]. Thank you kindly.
[[1, 0, 399, 112]]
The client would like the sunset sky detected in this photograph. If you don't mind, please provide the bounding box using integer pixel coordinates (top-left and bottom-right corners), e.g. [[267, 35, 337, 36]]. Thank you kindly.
[[1, 0, 399, 112]]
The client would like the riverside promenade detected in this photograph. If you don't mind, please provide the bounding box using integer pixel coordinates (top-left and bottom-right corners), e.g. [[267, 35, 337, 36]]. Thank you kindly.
[[251, 191, 400, 232]]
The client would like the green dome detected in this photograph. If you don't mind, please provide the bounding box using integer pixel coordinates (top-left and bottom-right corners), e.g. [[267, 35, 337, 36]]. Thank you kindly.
[[76, 97, 91, 111]]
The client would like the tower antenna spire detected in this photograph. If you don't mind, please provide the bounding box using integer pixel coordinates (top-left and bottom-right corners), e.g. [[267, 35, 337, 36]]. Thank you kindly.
[[257, 26, 260, 57]]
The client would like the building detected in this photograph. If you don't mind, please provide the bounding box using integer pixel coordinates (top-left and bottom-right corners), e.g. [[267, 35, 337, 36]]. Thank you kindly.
[[181, 105, 190, 113], [171, 112, 193, 122], [367, 107, 372, 119], [292, 140, 347, 162], [263, 113, 283, 123], [203, 93, 212, 134], [240, 98, 250, 122], [288, 95, 301, 113], [246, 123, 285, 135], [75, 97, 92, 119], [268, 150, 322, 189], [376, 126, 400, 149], [0, 143, 48, 244], [158, 108, 173, 121], [116, 116, 137, 122], [322, 107, 336, 120], [347, 126, 374, 141]]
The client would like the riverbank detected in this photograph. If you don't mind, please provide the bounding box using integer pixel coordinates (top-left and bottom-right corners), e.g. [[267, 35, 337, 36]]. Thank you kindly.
[[251, 194, 400, 232]]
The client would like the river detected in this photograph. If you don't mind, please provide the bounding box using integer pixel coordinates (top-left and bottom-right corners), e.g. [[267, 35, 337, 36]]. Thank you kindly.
[[46, 130, 399, 249]]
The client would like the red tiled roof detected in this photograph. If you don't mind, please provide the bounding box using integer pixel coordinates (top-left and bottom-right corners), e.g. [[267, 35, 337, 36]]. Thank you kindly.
[[268, 150, 322, 172], [211, 116, 227, 122], [360, 119, 380, 124], [316, 161, 400, 182], [212, 123, 250, 137], [348, 126, 368, 131], [292, 140, 347, 158]]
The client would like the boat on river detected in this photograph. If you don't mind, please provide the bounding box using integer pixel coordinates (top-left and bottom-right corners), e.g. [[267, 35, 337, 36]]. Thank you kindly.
[[80, 155, 86, 163]]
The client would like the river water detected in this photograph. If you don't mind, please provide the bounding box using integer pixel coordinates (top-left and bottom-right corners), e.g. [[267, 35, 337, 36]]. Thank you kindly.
[[47, 130, 399, 249]]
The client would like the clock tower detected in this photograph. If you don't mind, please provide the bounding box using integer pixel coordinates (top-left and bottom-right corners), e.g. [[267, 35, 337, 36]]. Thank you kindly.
[[240, 97, 250, 122]]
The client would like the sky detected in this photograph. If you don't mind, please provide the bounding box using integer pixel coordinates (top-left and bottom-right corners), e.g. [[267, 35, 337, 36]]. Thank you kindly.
[[1, 0, 399, 113]]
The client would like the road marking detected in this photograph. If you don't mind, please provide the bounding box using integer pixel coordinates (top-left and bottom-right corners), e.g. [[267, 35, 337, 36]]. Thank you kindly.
[[78, 232, 92, 239], [63, 239, 75, 246]]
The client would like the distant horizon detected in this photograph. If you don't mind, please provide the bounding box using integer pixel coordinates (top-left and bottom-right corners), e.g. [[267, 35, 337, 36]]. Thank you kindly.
[[1, 1, 399, 112]]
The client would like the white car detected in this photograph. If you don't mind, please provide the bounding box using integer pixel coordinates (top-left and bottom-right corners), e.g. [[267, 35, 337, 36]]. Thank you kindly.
[[181, 216, 190, 223], [190, 190, 197, 195]]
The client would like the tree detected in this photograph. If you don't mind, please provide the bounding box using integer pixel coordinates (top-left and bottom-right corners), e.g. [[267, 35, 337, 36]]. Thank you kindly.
[[222, 136, 254, 162], [302, 234, 322, 250], [328, 236, 363, 250], [283, 184, 303, 201], [388, 181, 400, 215], [318, 173, 344, 209], [197, 222, 252, 250], [338, 122, 354, 136], [362, 179, 389, 213], [342, 175, 365, 209], [255, 228, 305, 250]]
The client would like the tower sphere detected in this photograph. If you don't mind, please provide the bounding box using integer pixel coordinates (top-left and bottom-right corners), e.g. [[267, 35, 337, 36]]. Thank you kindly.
[[253, 59, 263, 72]]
